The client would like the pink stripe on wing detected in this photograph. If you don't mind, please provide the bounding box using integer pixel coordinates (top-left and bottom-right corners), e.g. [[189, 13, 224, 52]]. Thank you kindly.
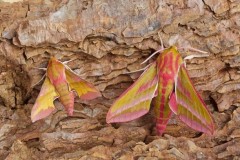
[[179, 115, 212, 135], [176, 78, 191, 98], [31, 106, 55, 122], [137, 76, 158, 93], [177, 99, 209, 128], [113, 94, 155, 116], [80, 91, 101, 100], [107, 109, 149, 123]]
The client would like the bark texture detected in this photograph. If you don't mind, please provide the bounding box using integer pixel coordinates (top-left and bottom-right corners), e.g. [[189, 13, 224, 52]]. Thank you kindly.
[[0, 0, 240, 159]]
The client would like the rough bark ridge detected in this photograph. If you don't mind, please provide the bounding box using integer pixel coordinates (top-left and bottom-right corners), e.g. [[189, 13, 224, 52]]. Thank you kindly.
[[0, 0, 240, 159]]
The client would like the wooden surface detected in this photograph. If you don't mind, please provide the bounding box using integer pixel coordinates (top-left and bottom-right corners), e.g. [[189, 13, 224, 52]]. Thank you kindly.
[[0, 0, 239, 159]]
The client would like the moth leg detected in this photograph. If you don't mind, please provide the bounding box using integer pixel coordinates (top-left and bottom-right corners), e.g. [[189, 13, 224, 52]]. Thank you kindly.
[[124, 63, 151, 74], [141, 48, 166, 64], [178, 47, 209, 60], [31, 74, 46, 87], [141, 33, 165, 64], [184, 54, 209, 61], [177, 47, 209, 66], [31, 67, 47, 87]]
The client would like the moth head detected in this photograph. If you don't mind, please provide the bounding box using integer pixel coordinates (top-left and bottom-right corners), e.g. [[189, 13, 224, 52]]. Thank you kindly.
[[49, 56, 58, 63]]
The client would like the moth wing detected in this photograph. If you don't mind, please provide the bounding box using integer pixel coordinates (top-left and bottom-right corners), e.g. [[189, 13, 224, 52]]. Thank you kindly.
[[172, 64, 214, 135], [65, 68, 101, 100], [106, 62, 158, 123], [31, 77, 59, 122]]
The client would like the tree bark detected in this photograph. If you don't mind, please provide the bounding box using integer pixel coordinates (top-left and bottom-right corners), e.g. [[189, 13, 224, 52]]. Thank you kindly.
[[0, 0, 240, 159]]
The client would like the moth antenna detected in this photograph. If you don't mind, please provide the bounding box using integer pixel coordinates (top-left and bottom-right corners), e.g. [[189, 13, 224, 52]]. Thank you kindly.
[[187, 47, 208, 54], [141, 48, 165, 64], [158, 32, 164, 50], [63, 59, 75, 65], [178, 47, 208, 54], [31, 74, 46, 87], [124, 63, 151, 74], [33, 67, 47, 71], [141, 33, 165, 65]]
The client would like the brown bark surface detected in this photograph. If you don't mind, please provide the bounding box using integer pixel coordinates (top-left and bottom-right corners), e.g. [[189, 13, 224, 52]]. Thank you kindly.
[[0, 0, 240, 159]]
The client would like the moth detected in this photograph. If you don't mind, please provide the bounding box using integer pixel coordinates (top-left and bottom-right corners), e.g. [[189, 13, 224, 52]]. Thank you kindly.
[[31, 57, 101, 122], [106, 46, 214, 135]]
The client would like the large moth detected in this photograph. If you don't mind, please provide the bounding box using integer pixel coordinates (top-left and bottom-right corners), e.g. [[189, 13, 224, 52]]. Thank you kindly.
[[106, 46, 214, 135], [31, 57, 101, 122]]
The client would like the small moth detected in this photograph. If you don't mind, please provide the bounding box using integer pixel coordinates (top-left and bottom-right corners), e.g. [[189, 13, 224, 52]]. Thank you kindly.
[[106, 46, 214, 135], [31, 57, 101, 122]]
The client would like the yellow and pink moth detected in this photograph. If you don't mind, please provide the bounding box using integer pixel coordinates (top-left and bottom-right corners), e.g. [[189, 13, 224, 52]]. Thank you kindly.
[[106, 46, 214, 135], [31, 57, 101, 122]]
